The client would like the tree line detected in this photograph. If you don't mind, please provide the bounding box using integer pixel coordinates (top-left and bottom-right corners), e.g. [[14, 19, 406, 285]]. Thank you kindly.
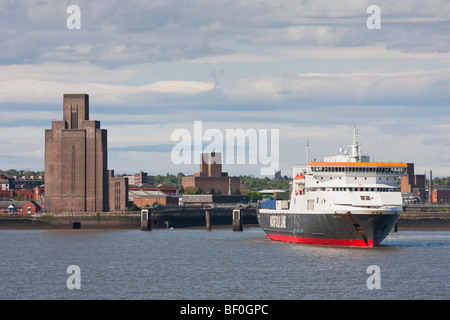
[[4, 168, 449, 191], [0, 169, 45, 178], [1, 169, 290, 191], [431, 177, 450, 189]]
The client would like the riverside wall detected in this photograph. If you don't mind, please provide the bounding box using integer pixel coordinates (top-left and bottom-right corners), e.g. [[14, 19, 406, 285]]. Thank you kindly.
[[0, 205, 449, 230], [0, 207, 259, 229], [396, 205, 450, 230]]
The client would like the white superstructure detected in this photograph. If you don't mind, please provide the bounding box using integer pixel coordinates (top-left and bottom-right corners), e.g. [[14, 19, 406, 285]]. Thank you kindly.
[[274, 127, 407, 214]]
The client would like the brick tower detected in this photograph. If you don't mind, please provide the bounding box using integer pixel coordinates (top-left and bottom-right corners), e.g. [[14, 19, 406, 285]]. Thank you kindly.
[[45, 94, 109, 212]]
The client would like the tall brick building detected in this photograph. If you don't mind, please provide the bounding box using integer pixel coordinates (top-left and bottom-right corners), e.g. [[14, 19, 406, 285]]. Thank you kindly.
[[182, 152, 240, 194], [45, 94, 127, 212], [400, 163, 426, 202]]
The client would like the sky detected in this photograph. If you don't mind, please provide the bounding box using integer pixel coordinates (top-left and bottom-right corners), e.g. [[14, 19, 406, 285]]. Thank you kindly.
[[0, 0, 449, 178]]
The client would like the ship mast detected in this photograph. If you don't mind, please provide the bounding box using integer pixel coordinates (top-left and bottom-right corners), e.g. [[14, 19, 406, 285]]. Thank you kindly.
[[350, 125, 359, 162]]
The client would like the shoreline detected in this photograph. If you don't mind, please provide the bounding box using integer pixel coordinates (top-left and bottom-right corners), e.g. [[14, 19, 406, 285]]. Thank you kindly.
[[0, 210, 259, 230], [0, 211, 449, 231]]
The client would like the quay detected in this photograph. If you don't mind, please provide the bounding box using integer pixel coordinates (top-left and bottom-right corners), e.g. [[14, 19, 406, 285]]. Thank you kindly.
[[0, 204, 449, 230], [397, 204, 450, 230], [0, 206, 259, 230]]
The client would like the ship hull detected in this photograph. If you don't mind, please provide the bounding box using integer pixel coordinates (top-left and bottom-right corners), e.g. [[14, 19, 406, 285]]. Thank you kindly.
[[257, 210, 400, 247]]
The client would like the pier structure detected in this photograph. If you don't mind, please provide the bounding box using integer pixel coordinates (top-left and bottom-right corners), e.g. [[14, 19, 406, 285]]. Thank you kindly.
[[232, 209, 243, 231], [141, 206, 151, 231]]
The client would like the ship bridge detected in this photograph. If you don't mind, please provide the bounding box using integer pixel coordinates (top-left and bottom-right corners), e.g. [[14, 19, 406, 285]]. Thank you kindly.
[[305, 162, 407, 191]]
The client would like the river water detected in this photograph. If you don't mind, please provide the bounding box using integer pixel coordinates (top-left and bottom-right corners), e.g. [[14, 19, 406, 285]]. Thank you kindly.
[[0, 228, 448, 300]]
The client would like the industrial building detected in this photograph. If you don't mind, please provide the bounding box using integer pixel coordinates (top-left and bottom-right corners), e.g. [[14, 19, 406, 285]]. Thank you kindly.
[[400, 163, 426, 203], [44, 94, 128, 213], [182, 152, 240, 195], [129, 190, 179, 207]]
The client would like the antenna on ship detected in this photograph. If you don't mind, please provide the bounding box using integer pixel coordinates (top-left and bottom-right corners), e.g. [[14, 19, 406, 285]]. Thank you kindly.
[[306, 139, 309, 165]]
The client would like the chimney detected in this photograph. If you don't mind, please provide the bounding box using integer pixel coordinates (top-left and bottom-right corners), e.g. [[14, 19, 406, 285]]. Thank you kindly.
[[429, 170, 433, 203]]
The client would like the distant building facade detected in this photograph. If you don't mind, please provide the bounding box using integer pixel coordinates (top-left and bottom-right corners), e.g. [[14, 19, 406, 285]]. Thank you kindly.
[[129, 190, 179, 207], [129, 185, 179, 195], [14, 176, 45, 190], [0, 174, 14, 190], [182, 152, 240, 195], [400, 163, 426, 202], [44, 94, 127, 212], [0, 189, 37, 201], [180, 194, 249, 206], [432, 189, 450, 204], [133, 171, 155, 186], [109, 170, 129, 211], [23, 200, 42, 214]]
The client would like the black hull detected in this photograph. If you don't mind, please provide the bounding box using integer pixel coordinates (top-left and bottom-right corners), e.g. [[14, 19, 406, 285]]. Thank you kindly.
[[257, 210, 400, 247]]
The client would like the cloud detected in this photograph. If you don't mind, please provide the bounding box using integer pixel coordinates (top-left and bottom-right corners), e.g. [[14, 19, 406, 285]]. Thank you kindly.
[[0, 63, 214, 104], [220, 69, 450, 106], [1, 0, 449, 66], [2, 61, 448, 111], [1, 0, 450, 177], [109, 144, 174, 153]]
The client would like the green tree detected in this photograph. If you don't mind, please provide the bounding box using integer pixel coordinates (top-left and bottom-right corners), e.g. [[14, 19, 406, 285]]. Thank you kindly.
[[13, 194, 26, 201], [432, 177, 450, 188], [176, 172, 185, 185], [247, 191, 262, 202], [128, 204, 140, 211], [183, 186, 198, 194]]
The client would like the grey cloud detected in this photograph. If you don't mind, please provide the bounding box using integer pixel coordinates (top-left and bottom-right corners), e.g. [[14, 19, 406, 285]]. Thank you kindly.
[[220, 69, 450, 106], [1, 0, 449, 66], [109, 144, 174, 153]]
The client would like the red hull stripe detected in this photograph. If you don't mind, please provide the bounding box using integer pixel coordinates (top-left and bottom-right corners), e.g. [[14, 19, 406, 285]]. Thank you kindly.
[[267, 233, 374, 247]]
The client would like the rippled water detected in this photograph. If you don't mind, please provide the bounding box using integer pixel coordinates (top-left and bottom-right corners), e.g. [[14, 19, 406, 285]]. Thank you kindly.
[[0, 228, 448, 300]]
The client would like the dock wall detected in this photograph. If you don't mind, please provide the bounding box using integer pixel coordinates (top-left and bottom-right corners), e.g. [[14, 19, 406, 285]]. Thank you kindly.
[[397, 205, 450, 230], [0, 207, 258, 229], [0, 205, 449, 230]]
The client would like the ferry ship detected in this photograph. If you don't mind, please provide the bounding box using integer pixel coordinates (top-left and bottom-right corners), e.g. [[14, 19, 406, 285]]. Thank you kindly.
[[257, 127, 407, 247]]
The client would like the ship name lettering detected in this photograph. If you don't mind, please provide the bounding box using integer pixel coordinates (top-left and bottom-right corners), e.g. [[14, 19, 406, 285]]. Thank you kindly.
[[270, 215, 286, 229]]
